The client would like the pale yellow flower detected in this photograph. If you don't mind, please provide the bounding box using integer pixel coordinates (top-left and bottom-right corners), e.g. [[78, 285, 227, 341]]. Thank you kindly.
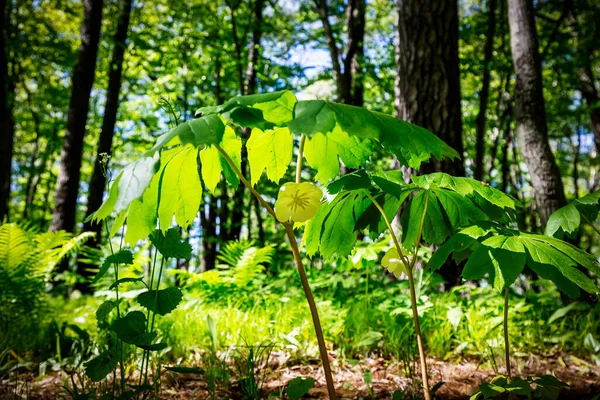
[[382, 248, 409, 277], [275, 182, 323, 223]]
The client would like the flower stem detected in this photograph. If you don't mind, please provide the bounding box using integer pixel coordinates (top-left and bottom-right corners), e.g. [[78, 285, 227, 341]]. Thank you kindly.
[[285, 224, 336, 399], [504, 288, 511, 379], [215, 141, 336, 399], [104, 222, 125, 393], [364, 190, 431, 400]]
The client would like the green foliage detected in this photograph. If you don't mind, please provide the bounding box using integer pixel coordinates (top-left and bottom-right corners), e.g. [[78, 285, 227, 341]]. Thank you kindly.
[[470, 375, 568, 400], [149, 228, 192, 259], [546, 191, 600, 238], [92, 248, 134, 283], [84, 348, 119, 383], [305, 170, 518, 259], [137, 287, 183, 316], [429, 223, 600, 295], [287, 377, 315, 400], [0, 223, 94, 354]]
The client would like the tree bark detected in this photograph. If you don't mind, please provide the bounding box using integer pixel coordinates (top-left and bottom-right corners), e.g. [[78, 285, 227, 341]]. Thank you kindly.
[[315, 0, 365, 106], [395, 0, 465, 177], [0, 0, 15, 221], [82, 0, 133, 244], [474, 0, 498, 181], [508, 0, 566, 224], [565, 0, 600, 154], [50, 0, 104, 233]]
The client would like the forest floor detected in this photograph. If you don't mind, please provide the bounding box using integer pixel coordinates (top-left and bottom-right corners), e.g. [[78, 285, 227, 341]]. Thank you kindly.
[[2, 352, 599, 399]]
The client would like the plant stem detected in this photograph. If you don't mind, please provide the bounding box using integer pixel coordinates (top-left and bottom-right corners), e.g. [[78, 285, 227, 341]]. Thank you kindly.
[[215, 141, 336, 399], [285, 224, 336, 399], [104, 222, 125, 392], [364, 191, 431, 400], [581, 213, 600, 236], [296, 134, 306, 183], [214, 144, 277, 220], [504, 288, 511, 379]]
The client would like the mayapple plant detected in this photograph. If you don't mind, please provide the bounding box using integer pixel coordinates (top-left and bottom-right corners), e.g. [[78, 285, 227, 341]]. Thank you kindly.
[[85, 90, 600, 400], [304, 169, 520, 399], [88, 90, 459, 399]]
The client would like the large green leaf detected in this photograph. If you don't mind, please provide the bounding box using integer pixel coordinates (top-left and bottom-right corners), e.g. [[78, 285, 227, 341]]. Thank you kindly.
[[546, 191, 600, 238], [85, 348, 119, 382], [246, 127, 293, 185], [124, 172, 160, 245], [148, 114, 226, 154], [303, 129, 372, 182], [90, 153, 159, 223], [411, 173, 518, 211], [431, 226, 600, 295], [149, 228, 192, 259], [111, 311, 155, 345], [196, 90, 297, 126], [136, 287, 183, 316], [545, 203, 580, 238], [461, 235, 526, 289], [157, 145, 202, 230], [371, 112, 460, 169], [401, 191, 451, 249]]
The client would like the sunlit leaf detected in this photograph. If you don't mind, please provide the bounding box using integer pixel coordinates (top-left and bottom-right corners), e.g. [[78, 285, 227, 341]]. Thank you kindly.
[[247, 127, 293, 185], [157, 145, 202, 230]]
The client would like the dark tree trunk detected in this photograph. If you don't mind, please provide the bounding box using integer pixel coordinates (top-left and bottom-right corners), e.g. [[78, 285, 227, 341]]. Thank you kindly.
[[50, 0, 104, 233], [395, 0, 465, 177], [315, 0, 365, 106], [228, 0, 264, 241], [0, 0, 15, 221], [508, 0, 566, 224], [565, 0, 600, 154], [82, 0, 133, 243], [76, 0, 131, 290], [474, 0, 498, 181], [394, 0, 465, 287]]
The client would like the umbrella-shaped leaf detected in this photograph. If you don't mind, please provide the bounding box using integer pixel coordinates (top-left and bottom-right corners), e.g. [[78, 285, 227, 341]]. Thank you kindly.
[[545, 203, 580, 238], [401, 191, 451, 249], [136, 287, 183, 316], [149, 228, 192, 259], [125, 172, 160, 245], [197, 90, 296, 126], [246, 127, 293, 186], [148, 114, 225, 154], [157, 145, 202, 230]]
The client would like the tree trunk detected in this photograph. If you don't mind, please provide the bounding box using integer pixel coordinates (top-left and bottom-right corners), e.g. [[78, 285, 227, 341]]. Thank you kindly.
[[474, 0, 498, 181], [565, 0, 600, 154], [395, 0, 465, 177], [0, 0, 15, 222], [508, 0, 566, 224], [395, 0, 465, 287], [82, 0, 133, 243], [50, 0, 104, 233], [315, 0, 365, 106]]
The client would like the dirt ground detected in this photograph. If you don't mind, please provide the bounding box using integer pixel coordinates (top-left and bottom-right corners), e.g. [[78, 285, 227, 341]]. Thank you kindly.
[[2, 352, 599, 399]]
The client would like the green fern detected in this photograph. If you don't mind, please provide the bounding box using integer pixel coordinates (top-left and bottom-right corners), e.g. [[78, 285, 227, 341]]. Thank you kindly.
[[217, 240, 275, 287], [0, 223, 95, 354]]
